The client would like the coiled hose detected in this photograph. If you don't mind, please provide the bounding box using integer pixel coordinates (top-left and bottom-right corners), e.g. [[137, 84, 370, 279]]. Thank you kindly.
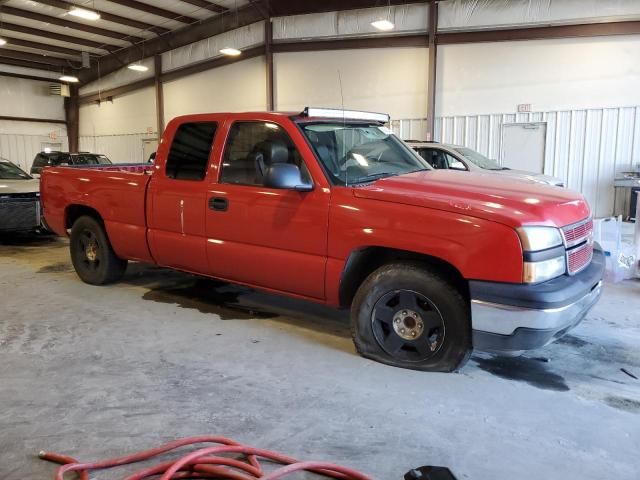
[[39, 435, 373, 480]]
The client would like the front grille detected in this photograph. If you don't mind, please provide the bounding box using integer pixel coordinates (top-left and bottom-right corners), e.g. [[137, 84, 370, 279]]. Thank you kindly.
[[562, 217, 594, 275], [0, 198, 40, 231], [567, 242, 594, 275], [562, 218, 593, 247]]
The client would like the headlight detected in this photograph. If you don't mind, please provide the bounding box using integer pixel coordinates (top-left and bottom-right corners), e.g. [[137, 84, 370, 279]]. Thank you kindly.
[[517, 226, 566, 283], [517, 226, 563, 251], [523, 256, 566, 283]]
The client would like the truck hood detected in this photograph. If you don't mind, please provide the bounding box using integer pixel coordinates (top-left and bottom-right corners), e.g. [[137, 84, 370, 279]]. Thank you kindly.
[[0, 178, 40, 195], [352, 170, 589, 228], [493, 169, 564, 187]]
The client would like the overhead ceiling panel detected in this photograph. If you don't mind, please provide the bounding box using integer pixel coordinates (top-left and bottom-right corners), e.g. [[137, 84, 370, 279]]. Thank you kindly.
[[82, 0, 196, 31], [0, 30, 110, 55], [0, 44, 80, 60]]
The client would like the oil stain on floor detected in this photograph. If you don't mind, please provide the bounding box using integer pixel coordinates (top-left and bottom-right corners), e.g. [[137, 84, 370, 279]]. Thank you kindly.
[[142, 279, 279, 320], [473, 355, 570, 392], [604, 396, 640, 414]]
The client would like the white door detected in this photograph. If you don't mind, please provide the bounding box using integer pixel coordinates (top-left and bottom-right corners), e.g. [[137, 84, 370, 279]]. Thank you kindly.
[[501, 122, 546, 173], [142, 139, 159, 162]]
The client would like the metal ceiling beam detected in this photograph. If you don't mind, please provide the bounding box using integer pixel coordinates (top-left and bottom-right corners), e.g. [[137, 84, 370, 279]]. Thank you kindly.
[[179, 0, 228, 14], [0, 115, 66, 124], [0, 36, 83, 56], [1, 6, 144, 43], [272, 35, 429, 52], [0, 49, 74, 67], [0, 22, 118, 52], [32, 0, 171, 35], [438, 20, 640, 44], [0, 56, 62, 72], [79, 3, 266, 83], [104, 0, 198, 24], [0, 70, 60, 82]]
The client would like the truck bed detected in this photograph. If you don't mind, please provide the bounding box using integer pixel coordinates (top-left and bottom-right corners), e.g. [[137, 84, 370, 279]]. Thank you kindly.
[[40, 165, 154, 263]]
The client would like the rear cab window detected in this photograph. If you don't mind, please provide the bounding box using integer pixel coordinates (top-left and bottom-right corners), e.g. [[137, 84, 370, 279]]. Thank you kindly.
[[165, 122, 218, 181]]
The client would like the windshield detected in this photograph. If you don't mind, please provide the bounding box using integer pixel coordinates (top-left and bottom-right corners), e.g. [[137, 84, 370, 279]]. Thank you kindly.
[[300, 123, 430, 185], [73, 154, 112, 165], [453, 147, 503, 170], [0, 161, 31, 180]]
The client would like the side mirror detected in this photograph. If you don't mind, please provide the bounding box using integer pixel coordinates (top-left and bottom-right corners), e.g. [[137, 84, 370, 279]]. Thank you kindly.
[[264, 163, 313, 192], [450, 161, 466, 171]]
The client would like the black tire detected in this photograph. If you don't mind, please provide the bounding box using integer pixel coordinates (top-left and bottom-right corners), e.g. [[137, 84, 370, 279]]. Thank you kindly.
[[70, 215, 127, 285], [351, 263, 471, 372]]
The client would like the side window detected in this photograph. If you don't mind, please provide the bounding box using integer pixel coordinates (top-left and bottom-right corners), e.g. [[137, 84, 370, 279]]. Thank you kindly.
[[165, 122, 218, 181], [419, 148, 448, 169], [220, 121, 311, 186], [445, 153, 467, 170]]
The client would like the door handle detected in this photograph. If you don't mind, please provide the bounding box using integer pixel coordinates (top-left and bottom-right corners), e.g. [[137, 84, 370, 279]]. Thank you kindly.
[[209, 197, 228, 212]]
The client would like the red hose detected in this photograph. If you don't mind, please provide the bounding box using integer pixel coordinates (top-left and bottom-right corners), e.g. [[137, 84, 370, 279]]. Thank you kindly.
[[39, 436, 373, 480]]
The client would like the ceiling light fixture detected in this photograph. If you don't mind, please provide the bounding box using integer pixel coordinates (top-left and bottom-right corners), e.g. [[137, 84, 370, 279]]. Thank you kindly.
[[220, 47, 242, 56], [371, 19, 395, 31], [69, 7, 101, 21], [0, 38, 7, 46], [59, 75, 79, 83], [128, 63, 149, 72]]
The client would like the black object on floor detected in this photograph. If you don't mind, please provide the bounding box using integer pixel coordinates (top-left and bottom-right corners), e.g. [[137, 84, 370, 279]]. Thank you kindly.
[[405, 466, 458, 480]]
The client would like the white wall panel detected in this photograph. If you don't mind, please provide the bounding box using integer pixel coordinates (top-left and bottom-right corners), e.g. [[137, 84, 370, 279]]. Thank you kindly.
[[439, 0, 640, 31], [437, 36, 640, 117], [79, 133, 155, 164], [393, 105, 640, 218], [0, 77, 65, 120], [0, 122, 68, 172], [273, 4, 428, 40], [275, 48, 428, 120], [80, 57, 155, 96], [162, 23, 265, 73], [79, 87, 157, 137], [163, 56, 267, 122]]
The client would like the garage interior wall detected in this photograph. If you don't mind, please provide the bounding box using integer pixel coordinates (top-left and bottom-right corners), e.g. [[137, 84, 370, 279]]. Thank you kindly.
[[72, 1, 640, 216], [0, 76, 68, 172], [79, 87, 158, 164]]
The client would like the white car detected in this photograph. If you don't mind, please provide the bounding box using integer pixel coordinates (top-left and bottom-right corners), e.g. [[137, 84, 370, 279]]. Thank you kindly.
[[406, 141, 564, 187], [0, 159, 41, 233]]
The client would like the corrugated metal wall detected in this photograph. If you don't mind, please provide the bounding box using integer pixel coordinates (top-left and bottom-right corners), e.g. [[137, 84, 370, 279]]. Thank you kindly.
[[79, 134, 156, 164], [0, 134, 68, 173], [392, 106, 640, 218]]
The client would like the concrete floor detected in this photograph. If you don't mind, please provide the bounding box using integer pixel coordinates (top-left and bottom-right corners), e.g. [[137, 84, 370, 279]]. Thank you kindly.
[[1, 234, 639, 480]]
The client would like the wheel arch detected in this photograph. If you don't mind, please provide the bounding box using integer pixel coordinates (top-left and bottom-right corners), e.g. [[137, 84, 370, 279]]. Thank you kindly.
[[65, 204, 104, 230], [338, 246, 469, 308]]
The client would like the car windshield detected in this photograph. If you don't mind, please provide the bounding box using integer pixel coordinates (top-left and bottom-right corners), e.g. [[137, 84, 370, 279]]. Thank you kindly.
[[0, 160, 31, 180], [73, 154, 112, 165], [453, 147, 503, 170], [300, 122, 430, 185]]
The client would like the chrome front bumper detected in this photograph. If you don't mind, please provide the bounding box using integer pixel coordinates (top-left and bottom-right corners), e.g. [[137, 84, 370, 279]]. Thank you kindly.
[[470, 247, 605, 353]]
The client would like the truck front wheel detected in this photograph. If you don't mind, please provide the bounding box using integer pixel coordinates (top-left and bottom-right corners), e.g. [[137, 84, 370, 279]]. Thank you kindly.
[[70, 215, 127, 285], [351, 263, 471, 372]]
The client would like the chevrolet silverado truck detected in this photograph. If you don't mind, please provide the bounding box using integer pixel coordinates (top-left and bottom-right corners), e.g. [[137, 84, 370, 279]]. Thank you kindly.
[[41, 108, 604, 372]]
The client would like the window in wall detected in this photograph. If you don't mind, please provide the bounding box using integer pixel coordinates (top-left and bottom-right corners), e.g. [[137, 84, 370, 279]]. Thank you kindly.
[[220, 121, 311, 186], [165, 122, 218, 181]]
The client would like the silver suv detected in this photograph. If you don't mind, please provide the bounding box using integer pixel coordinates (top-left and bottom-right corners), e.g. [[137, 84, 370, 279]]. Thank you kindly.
[[406, 141, 564, 187]]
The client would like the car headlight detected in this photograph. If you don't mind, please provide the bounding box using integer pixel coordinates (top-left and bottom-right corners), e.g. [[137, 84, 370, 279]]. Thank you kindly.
[[517, 226, 563, 251], [517, 226, 566, 283]]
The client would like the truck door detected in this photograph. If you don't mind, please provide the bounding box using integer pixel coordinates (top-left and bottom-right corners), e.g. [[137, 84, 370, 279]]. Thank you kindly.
[[205, 120, 330, 300], [147, 121, 218, 274]]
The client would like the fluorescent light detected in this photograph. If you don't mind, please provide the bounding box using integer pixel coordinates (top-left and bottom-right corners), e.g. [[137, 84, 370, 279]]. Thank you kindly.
[[128, 63, 149, 72], [371, 19, 395, 31], [220, 47, 242, 56], [0, 38, 6, 46], [69, 7, 101, 21], [59, 75, 79, 83]]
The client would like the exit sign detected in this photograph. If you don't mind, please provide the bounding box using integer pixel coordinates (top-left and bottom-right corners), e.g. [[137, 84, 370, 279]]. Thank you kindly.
[[517, 104, 532, 113]]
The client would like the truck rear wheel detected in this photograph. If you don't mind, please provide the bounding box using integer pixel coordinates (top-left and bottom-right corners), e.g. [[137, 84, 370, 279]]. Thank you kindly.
[[351, 263, 471, 372], [70, 216, 127, 285]]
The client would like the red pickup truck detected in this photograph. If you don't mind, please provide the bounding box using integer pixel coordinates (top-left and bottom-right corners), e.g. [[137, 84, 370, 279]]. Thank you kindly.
[[41, 108, 604, 372]]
